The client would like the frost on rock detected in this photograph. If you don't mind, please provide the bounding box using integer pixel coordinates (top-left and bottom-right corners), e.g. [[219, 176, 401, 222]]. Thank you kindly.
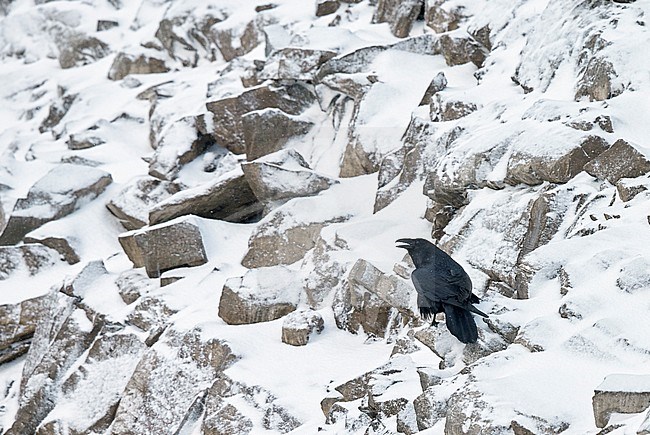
[[110, 328, 237, 435], [107, 51, 170, 81], [106, 176, 183, 230], [281, 309, 324, 346], [218, 266, 301, 325], [0, 244, 61, 280], [119, 216, 207, 278], [0, 164, 112, 245], [260, 47, 337, 81], [0, 295, 49, 365], [584, 139, 650, 184], [242, 148, 338, 205], [243, 108, 315, 161], [593, 374, 650, 428]]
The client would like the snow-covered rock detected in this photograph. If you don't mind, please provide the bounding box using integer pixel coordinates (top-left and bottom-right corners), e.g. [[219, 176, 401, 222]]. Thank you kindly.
[[281, 309, 324, 346], [0, 164, 112, 246], [584, 138, 650, 184], [107, 51, 170, 81], [593, 374, 650, 428], [118, 216, 207, 278], [218, 266, 301, 325]]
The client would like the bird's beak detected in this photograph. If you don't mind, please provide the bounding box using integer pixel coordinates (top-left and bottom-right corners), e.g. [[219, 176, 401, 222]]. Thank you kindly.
[[395, 238, 414, 250]]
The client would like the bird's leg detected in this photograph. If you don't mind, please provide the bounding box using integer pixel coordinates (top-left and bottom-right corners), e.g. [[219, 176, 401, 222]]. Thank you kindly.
[[431, 317, 438, 327]]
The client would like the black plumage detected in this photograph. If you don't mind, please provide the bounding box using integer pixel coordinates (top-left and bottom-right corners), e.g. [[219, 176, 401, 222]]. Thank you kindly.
[[396, 238, 488, 344]]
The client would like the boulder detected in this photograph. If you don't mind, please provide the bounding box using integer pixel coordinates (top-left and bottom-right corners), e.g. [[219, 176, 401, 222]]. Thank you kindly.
[[148, 115, 213, 180], [260, 47, 337, 81], [0, 164, 112, 245], [126, 295, 177, 345], [66, 131, 105, 150], [241, 149, 337, 204], [439, 34, 487, 68], [302, 235, 349, 307], [110, 328, 236, 434], [6, 292, 104, 435], [575, 57, 621, 101], [38, 92, 77, 134], [243, 108, 314, 161], [205, 83, 315, 155], [202, 393, 253, 435], [616, 177, 649, 202], [505, 135, 609, 186], [584, 139, 650, 184], [106, 176, 183, 230], [281, 309, 324, 346], [148, 170, 262, 225], [107, 52, 170, 80], [425, 2, 462, 33], [419, 71, 447, 106], [38, 333, 147, 434], [431, 97, 477, 121], [592, 374, 650, 428], [58, 34, 110, 69], [372, 0, 423, 38], [413, 387, 447, 431], [218, 266, 301, 325], [445, 387, 509, 435], [154, 18, 199, 67], [212, 15, 269, 62], [97, 20, 118, 31], [0, 295, 49, 365], [118, 216, 208, 278], [0, 244, 61, 280], [115, 269, 157, 305], [316, 0, 340, 16]]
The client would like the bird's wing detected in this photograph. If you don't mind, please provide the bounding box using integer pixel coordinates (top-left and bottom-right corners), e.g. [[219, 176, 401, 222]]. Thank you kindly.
[[412, 267, 462, 302]]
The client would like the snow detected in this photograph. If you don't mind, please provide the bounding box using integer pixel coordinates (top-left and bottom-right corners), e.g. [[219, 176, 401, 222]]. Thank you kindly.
[[597, 374, 650, 393]]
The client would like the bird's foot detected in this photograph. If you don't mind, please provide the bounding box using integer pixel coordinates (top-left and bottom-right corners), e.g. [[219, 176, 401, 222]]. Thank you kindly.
[[431, 319, 438, 327]]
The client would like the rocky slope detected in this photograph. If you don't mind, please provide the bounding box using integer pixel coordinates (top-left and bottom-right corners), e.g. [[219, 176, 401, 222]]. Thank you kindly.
[[1, 0, 650, 434]]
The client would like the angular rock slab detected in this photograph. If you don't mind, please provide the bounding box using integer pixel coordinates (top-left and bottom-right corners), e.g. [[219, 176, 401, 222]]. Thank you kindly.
[[593, 374, 650, 428], [0, 244, 61, 280], [106, 176, 182, 230], [108, 52, 170, 80], [241, 149, 337, 203], [0, 295, 49, 365], [219, 266, 301, 325], [0, 164, 112, 246], [373, 0, 423, 38], [242, 108, 314, 161], [148, 170, 262, 225], [584, 139, 650, 184], [281, 309, 324, 346], [260, 47, 337, 81], [58, 34, 110, 69], [110, 328, 236, 435], [119, 216, 208, 278]]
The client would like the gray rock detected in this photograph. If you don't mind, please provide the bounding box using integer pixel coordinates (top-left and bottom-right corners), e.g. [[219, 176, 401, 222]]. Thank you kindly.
[[439, 34, 487, 68], [106, 176, 182, 230], [0, 295, 49, 365], [39, 332, 147, 434], [107, 52, 170, 81], [58, 34, 110, 69], [97, 20, 118, 31], [419, 71, 447, 106], [260, 47, 337, 81], [425, 2, 462, 33], [22, 234, 79, 264], [155, 18, 199, 67], [205, 83, 315, 155], [575, 57, 621, 101], [584, 139, 650, 184], [592, 374, 650, 428], [38, 92, 77, 134], [148, 170, 262, 225], [302, 236, 348, 307], [118, 216, 208, 278], [115, 269, 157, 305], [66, 132, 105, 150], [0, 164, 112, 245], [616, 177, 649, 202], [148, 115, 213, 180], [6, 292, 103, 435], [243, 109, 314, 161], [110, 328, 236, 434], [413, 387, 447, 431], [218, 266, 301, 325], [202, 392, 253, 435], [316, 0, 340, 16], [60, 260, 108, 299], [281, 309, 324, 346], [505, 135, 609, 186], [372, 0, 423, 38], [126, 295, 177, 346], [431, 97, 477, 121], [241, 149, 337, 204], [0, 244, 61, 280], [212, 15, 269, 62], [445, 387, 510, 435]]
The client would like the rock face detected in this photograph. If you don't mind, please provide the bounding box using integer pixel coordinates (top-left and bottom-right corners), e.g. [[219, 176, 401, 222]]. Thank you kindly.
[[0, 164, 112, 245], [148, 170, 262, 225], [584, 139, 650, 184], [243, 109, 315, 161], [205, 83, 316, 155], [108, 52, 170, 80], [218, 266, 301, 325], [241, 149, 337, 204], [592, 374, 650, 428], [110, 328, 237, 434], [0, 295, 48, 365], [260, 47, 337, 81], [281, 309, 324, 346], [118, 216, 208, 278], [373, 0, 423, 38], [58, 34, 110, 69]]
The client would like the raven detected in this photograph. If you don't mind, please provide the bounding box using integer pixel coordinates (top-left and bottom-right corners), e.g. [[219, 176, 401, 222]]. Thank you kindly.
[[396, 238, 488, 344]]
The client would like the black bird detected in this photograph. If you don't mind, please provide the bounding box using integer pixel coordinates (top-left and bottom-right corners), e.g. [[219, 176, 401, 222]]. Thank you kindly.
[[396, 238, 488, 344]]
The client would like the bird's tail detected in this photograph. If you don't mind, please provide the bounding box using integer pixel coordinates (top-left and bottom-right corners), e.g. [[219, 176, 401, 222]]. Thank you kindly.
[[443, 304, 479, 344], [468, 304, 489, 318]]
